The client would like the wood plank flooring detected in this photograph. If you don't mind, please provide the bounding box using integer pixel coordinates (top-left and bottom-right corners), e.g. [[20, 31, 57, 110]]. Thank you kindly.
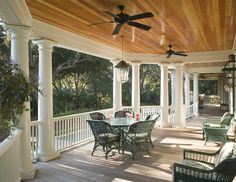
[[24, 114, 234, 182]]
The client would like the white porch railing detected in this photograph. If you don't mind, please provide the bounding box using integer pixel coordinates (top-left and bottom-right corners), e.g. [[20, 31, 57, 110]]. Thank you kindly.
[[186, 104, 194, 119], [0, 129, 22, 182], [29, 105, 193, 161], [30, 120, 40, 162], [53, 108, 113, 152]]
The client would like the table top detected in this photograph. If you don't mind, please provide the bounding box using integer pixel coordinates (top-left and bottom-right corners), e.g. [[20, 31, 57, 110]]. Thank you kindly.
[[104, 117, 137, 127]]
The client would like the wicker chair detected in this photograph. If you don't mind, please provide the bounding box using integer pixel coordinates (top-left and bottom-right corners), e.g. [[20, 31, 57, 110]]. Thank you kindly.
[[145, 113, 160, 147], [89, 112, 106, 120], [173, 142, 236, 182], [122, 120, 155, 159], [87, 120, 120, 159], [114, 110, 133, 118], [202, 114, 232, 140], [203, 125, 229, 145]]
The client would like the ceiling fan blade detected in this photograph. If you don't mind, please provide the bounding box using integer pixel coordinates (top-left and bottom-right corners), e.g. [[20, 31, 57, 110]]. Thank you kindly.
[[112, 23, 122, 35], [128, 12, 154, 21], [175, 51, 186, 54], [127, 21, 151, 30], [173, 52, 188, 56], [103, 11, 119, 19], [87, 21, 114, 26]]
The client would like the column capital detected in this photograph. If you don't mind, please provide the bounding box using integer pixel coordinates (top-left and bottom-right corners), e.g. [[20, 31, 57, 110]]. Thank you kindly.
[[160, 63, 169, 68], [193, 72, 199, 76], [130, 61, 141, 67], [6, 24, 32, 38], [173, 62, 184, 69], [32, 39, 57, 50]]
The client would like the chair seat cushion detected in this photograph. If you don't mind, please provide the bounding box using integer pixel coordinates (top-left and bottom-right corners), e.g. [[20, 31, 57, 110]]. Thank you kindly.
[[127, 133, 148, 143], [98, 133, 119, 141], [181, 159, 214, 170]]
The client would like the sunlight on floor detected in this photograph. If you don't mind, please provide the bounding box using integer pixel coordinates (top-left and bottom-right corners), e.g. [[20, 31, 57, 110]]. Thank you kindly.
[[112, 178, 133, 182], [124, 163, 172, 181]]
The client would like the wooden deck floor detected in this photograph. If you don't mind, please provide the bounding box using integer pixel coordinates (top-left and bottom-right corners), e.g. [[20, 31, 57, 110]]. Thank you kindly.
[[25, 114, 234, 182]]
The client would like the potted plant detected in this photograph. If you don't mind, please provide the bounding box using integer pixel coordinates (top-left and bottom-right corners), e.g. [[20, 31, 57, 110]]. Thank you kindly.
[[0, 58, 40, 142]]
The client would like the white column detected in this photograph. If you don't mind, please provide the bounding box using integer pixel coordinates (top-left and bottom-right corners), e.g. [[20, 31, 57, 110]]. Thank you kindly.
[[111, 61, 122, 112], [193, 73, 199, 116], [160, 63, 169, 127], [131, 62, 140, 114], [33, 39, 60, 161], [170, 70, 176, 108], [173, 63, 186, 127], [7, 25, 36, 180], [185, 73, 191, 106]]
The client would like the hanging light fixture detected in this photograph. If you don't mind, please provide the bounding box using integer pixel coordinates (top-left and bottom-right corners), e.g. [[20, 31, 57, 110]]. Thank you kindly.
[[115, 35, 130, 83]]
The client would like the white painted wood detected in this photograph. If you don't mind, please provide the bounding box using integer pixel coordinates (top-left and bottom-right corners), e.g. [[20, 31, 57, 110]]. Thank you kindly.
[[173, 63, 186, 127], [111, 61, 122, 112], [0, 130, 22, 182], [193, 73, 199, 116], [7, 24, 36, 180], [160, 64, 169, 127], [131, 62, 140, 114], [33, 39, 60, 162]]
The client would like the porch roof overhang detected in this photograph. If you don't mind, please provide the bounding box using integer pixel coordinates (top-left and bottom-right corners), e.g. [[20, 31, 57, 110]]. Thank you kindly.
[[0, 0, 236, 74]]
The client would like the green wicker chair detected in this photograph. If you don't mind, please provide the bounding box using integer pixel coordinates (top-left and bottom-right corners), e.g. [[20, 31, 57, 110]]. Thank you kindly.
[[122, 120, 155, 159], [203, 125, 229, 145], [89, 112, 106, 120], [87, 120, 120, 159], [145, 113, 160, 148], [202, 114, 233, 140], [115, 110, 133, 118], [173, 142, 236, 182]]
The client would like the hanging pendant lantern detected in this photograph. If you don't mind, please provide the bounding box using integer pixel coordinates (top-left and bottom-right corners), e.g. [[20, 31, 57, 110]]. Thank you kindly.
[[115, 60, 129, 83], [115, 35, 129, 83]]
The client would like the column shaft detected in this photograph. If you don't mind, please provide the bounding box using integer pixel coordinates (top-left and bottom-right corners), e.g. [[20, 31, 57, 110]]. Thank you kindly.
[[131, 63, 140, 114], [8, 25, 36, 180], [112, 61, 122, 112], [173, 64, 186, 127], [193, 73, 199, 116], [33, 39, 59, 161], [160, 64, 169, 127]]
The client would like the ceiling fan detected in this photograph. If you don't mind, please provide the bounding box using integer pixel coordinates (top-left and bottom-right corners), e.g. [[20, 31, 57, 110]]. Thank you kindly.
[[88, 5, 154, 35], [166, 44, 188, 58]]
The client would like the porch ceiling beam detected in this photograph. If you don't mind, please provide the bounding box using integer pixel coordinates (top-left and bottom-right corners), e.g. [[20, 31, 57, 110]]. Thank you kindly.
[[189, 66, 224, 74], [31, 19, 121, 60]]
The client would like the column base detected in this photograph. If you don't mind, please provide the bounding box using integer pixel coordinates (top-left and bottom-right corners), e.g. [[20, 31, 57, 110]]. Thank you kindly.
[[172, 123, 186, 128], [161, 122, 170, 128], [38, 151, 60, 162], [21, 166, 36, 180]]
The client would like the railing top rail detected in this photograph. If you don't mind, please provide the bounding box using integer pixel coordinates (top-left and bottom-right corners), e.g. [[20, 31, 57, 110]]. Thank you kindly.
[[53, 108, 113, 121]]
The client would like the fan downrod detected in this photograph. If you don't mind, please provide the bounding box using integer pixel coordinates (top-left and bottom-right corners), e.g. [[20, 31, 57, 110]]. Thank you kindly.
[[117, 5, 125, 12]]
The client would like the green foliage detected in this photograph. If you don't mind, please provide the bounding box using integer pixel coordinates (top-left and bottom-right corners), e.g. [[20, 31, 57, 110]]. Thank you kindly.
[[0, 58, 40, 133], [199, 80, 217, 95]]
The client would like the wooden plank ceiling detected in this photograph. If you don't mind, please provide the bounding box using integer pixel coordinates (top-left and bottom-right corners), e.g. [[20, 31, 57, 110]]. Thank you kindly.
[[26, 0, 236, 55]]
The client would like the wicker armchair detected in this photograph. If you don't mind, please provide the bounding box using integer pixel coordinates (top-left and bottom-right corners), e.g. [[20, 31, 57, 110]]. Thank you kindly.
[[87, 120, 120, 159], [115, 110, 133, 118], [202, 114, 232, 140], [203, 125, 229, 145], [123, 120, 155, 159], [145, 113, 160, 147], [173, 142, 236, 182], [89, 112, 106, 120]]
